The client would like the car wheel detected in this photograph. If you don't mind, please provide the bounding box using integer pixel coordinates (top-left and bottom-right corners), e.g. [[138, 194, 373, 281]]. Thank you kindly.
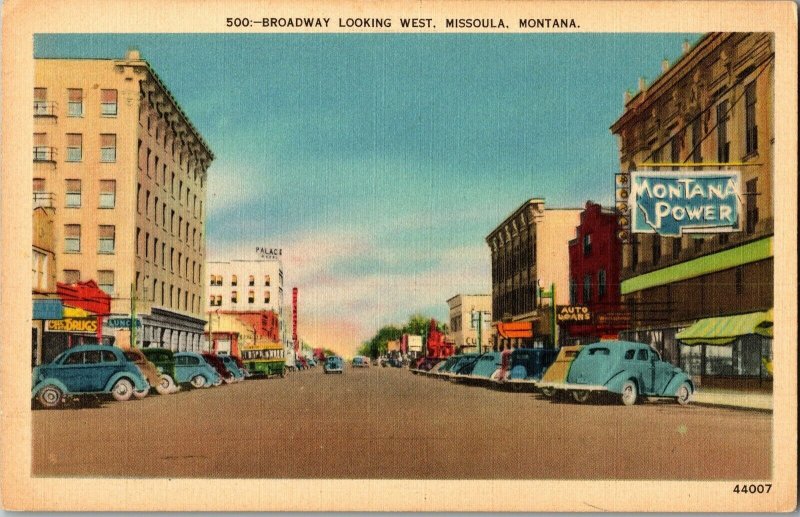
[[156, 375, 175, 395], [621, 380, 638, 406], [213, 377, 223, 387], [223, 376, 234, 384], [133, 387, 149, 399], [676, 383, 692, 405], [540, 387, 554, 398], [36, 385, 63, 409], [572, 390, 591, 403], [111, 378, 134, 402], [190, 375, 206, 389]]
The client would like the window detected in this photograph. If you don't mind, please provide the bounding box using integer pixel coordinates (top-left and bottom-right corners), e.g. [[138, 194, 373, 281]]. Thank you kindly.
[[32, 249, 47, 291], [154, 196, 159, 221], [716, 100, 730, 162], [231, 275, 238, 286], [652, 235, 661, 264], [670, 135, 680, 170], [67, 88, 83, 117], [248, 290, 255, 304], [33, 133, 52, 161], [636, 349, 649, 361], [215, 295, 222, 306], [63, 269, 80, 284], [691, 118, 702, 165], [588, 348, 610, 356], [582, 234, 592, 255], [569, 278, 577, 305], [264, 291, 270, 304], [101, 351, 117, 363], [145, 232, 150, 259], [231, 290, 238, 304], [746, 178, 759, 234], [145, 190, 151, 219], [64, 224, 81, 253], [624, 349, 635, 360], [598, 270, 607, 300], [583, 274, 592, 304], [672, 237, 681, 260], [64, 352, 83, 365], [744, 82, 758, 155], [161, 243, 166, 268], [99, 180, 116, 208], [34, 87, 49, 115], [65, 179, 81, 208], [100, 134, 116, 162], [135, 227, 141, 255], [100, 89, 118, 116], [248, 275, 255, 286], [98, 270, 114, 295], [210, 295, 217, 306], [170, 248, 174, 272], [264, 275, 271, 286]]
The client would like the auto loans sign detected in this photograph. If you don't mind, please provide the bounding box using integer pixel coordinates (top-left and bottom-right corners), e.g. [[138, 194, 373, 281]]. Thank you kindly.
[[631, 171, 741, 236]]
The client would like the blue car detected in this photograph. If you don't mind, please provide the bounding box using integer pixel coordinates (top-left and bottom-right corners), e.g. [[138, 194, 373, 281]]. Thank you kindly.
[[218, 354, 245, 382], [540, 341, 695, 405], [464, 352, 503, 381], [447, 353, 480, 377], [31, 345, 150, 408], [324, 356, 344, 374], [174, 352, 222, 388]]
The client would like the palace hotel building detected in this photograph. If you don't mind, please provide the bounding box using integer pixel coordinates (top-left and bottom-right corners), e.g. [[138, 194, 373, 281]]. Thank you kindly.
[[610, 33, 773, 389], [33, 49, 214, 357]]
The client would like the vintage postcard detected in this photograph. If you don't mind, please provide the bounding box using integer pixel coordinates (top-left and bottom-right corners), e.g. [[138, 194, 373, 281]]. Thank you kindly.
[[1, 0, 797, 512]]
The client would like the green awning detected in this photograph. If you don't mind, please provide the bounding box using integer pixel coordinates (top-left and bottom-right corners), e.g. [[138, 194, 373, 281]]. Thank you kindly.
[[677, 310, 773, 345]]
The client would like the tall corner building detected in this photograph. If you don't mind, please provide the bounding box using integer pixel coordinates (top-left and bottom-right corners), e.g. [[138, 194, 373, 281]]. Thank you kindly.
[[33, 49, 214, 351], [610, 33, 773, 389]]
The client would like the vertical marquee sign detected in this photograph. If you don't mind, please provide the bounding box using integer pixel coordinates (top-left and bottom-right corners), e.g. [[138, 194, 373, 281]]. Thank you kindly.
[[292, 287, 298, 353]]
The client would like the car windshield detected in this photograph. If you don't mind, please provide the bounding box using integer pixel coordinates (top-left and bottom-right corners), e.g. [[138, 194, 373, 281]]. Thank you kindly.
[[588, 348, 611, 355]]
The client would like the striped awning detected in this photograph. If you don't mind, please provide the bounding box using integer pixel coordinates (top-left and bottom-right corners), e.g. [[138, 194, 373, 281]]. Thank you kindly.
[[676, 310, 773, 345]]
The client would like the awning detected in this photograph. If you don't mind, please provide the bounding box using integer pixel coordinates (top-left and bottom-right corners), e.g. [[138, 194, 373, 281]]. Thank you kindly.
[[676, 310, 773, 345], [497, 321, 533, 339]]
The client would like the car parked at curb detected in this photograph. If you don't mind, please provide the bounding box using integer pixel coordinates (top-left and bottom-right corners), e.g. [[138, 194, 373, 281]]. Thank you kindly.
[[32, 345, 150, 409], [123, 348, 174, 397], [202, 352, 235, 384], [324, 356, 344, 374], [217, 353, 246, 382], [447, 353, 480, 377], [174, 352, 222, 388], [499, 348, 560, 384], [352, 356, 368, 368], [465, 351, 503, 381], [140, 347, 179, 393], [537, 345, 583, 397], [537, 341, 695, 406]]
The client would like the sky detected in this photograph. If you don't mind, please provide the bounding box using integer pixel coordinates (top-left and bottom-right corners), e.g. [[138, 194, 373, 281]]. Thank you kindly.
[[35, 33, 699, 356]]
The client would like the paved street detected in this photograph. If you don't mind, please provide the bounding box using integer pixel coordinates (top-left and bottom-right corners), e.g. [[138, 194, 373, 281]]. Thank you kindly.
[[33, 366, 771, 479]]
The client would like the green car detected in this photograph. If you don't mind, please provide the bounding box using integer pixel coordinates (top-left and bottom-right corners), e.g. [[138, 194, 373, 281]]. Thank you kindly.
[[140, 347, 178, 393], [539, 341, 695, 406]]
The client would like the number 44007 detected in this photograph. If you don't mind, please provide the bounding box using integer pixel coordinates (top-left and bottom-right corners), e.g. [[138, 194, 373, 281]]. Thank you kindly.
[[733, 484, 771, 494]]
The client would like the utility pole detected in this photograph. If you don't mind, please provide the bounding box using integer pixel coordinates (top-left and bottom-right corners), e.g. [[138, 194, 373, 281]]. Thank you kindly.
[[130, 283, 137, 348], [538, 283, 558, 348]]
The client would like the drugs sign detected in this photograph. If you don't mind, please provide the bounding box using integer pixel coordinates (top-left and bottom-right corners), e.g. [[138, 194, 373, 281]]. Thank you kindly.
[[631, 171, 741, 236]]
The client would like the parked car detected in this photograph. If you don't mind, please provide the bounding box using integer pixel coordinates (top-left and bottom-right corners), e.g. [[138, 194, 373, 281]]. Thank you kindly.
[[324, 356, 344, 374], [501, 348, 560, 384], [537, 345, 583, 397], [123, 348, 174, 397], [431, 356, 460, 376], [447, 353, 480, 377], [307, 358, 317, 368], [231, 355, 252, 377], [538, 341, 695, 405], [174, 352, 222, 388], [352, 356, 368, 368], [32, 345, 150, 408], [140, 347, 179, 392], [296, 356, 309, 370], [465, 351, 503, 381], [202, 352, 235, 384], [217, 354, 246, 382]]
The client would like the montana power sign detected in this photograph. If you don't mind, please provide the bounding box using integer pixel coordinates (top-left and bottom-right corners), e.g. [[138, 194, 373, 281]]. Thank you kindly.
[[630, 171, 742, 236]]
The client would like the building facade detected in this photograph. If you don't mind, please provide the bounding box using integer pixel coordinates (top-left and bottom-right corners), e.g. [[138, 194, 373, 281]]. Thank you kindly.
[[447, 294, 492, 353], [34, 49, 213, 353], [486, 199, 581, 348], [565, 202, 624, 340], [610, 33, 773, 389]]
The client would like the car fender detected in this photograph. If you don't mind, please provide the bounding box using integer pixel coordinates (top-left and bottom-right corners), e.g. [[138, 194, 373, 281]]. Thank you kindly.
[[203, 367, 221, 384], [603, 369, 635, 394], [104, 371, 148, 392], [663, 373, 694, 396], [32, 378, 70, 397]]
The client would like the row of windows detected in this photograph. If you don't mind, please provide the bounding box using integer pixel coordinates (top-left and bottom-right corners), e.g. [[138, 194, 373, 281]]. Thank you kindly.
[[569, 270, 608, 305], [137, 183, 203, 251], [209, 291, 272, 306], [492, 285, 537, 319], [34, 87, 118, 118], [138, 141, 204, 219], [33, 133, 116, 163], [209, 274, 272, 287], [63, 224, 116, 254], [135, 227, 202, 284], [491, 233, 536, 285], [34, 178, 116, 209], [61, 269, 114, 295]]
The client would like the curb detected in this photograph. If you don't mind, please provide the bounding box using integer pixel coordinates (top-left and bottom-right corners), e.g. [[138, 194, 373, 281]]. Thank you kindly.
[[690, 401, 773, 414]]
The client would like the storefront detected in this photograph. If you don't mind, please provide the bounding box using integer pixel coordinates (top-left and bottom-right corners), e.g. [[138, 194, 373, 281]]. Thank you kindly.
[[32, 298, 63, 366]]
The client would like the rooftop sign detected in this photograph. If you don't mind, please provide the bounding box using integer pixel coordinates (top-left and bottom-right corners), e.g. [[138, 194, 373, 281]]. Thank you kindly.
[[630, 171, 741, 236]]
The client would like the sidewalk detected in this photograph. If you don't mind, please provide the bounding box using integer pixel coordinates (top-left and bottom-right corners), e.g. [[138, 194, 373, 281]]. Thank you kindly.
[[693, 388, 772, 412]]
